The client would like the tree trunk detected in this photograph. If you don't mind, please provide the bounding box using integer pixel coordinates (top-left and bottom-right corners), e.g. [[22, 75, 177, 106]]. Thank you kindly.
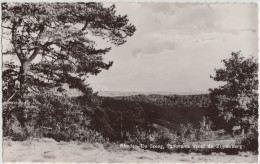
[[240, 122, 245, 137], [19, 61, 30, 100]]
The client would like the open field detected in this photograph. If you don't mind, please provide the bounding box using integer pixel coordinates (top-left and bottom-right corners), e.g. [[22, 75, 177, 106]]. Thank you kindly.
[[3, 138, 257, 163]]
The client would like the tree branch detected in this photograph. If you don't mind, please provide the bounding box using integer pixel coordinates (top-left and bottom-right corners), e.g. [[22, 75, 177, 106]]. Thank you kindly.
[[7, 92, 17, 102], [81, 21, 88, 31], [27, 23, 46, 62], [12, 24, 23, 62], [27, 42, 53, 62], [2, 26, 12, 29]]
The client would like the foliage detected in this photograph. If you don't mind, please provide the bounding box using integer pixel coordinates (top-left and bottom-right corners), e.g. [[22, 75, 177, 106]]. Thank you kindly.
[[91, 97, 207, 147], [90, 107, 114, 139], [151, 128, 177, 152], [2, 2, 136, 99], [3, 93, 107, 143], [176, 123, 194, 142], [3, 101, 41, 140], [99, 98, 147, 141], [118, 94, 210, 108], [240, 133, 258, 153], [238, 121, 258, 153], [101, 97, 208, 135], [175, 118, 214, 142], [195, 116, 215, 140], [123, 127, 178, 152], [208, 51, 258, 133]]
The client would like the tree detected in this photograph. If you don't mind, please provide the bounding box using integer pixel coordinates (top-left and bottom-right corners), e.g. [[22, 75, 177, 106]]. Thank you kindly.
[[90, 107, 114, 138], [2, 3, 136, 100], [208, 51, 258, 134]]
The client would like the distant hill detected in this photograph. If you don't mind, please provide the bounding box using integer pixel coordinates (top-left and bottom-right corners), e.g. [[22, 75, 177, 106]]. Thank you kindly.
[[114, 94, 210, 108], [62, 88, 209, 97], [65, 89, 211, 134], [97, 90, 209, 97], [100, 94, 210, 133]]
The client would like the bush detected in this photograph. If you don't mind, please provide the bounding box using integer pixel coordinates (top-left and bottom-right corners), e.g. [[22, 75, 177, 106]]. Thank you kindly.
[[3, 101, 39, 141], [3, 93, 107, 143], [240, 133, 258, 153], [236, 121, 258, 153], [120, 127, 177, 152], [222, 148, 239, 155], [151, 129, 176, 152], [3, 114, 27, 141], [177, 123, 194, 142]]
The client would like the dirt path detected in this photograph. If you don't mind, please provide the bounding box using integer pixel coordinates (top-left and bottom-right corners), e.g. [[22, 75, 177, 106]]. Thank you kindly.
[[3, 138, 258, 163]]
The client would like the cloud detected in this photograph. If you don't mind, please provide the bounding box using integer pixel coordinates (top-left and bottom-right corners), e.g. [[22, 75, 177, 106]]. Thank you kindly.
[[132, 41, 176, 57], [139, 3, 176, 15], [88, 3, 258, 92], [132, 49, 142, 58], [240, 28, 257, 33]]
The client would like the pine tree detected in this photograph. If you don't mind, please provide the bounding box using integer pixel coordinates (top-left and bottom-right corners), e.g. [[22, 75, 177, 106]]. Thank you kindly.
[[2, 3, 136, 100]]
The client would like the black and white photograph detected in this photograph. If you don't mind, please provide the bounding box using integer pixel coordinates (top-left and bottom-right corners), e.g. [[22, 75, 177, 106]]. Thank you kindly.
[[1, 1, 258, 163]]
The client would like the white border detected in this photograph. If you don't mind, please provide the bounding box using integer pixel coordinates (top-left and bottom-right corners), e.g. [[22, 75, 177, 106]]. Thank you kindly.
[[0, 1, 259, 164]]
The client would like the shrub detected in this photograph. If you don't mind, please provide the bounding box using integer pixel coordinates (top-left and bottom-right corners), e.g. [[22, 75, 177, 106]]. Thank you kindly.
[[177, 123, 194, 142], [152, 129, 175, 152], [240, 133, 258, 153], [236, 120, 258, 153], [200, 148, 212, 155], [3, 115, 27, 141], [222, 148, 239, 155], [120, 127, 177, 152], [3, 101, 38, 141], [3, 93, 108, 143]]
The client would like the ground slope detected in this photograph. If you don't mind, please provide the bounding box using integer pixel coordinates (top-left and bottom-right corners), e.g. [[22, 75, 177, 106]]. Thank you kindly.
[[3, 138, 257, 163]]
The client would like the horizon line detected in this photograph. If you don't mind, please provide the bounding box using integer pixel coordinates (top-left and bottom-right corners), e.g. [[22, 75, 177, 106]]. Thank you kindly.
[[97, 90, 209, 93]]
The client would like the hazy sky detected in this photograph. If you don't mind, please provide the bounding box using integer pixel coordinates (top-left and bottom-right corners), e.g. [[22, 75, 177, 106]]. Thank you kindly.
[[87, 3, 258, 92], [3, 3, 257, 93]]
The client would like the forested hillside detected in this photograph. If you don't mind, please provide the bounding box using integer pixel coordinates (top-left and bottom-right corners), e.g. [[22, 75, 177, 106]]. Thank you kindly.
[[114, 94, 210, 108], [96, 94, 210, 141]]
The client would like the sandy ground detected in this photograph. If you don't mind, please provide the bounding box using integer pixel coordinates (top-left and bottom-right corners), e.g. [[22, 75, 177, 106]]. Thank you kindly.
[[3, 138, 258, 163]]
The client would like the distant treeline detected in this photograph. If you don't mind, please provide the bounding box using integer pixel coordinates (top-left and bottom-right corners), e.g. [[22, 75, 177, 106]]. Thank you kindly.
[[112, 94, 210, 108]]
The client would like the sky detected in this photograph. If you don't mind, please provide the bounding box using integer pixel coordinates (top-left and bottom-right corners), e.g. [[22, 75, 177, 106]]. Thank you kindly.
[[2, 3, 258, 93], [87, 3, 258, 93]]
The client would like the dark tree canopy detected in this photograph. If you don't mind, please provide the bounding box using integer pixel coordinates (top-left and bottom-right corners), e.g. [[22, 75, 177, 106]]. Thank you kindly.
[[2, 3, 136, 100], [208, 51, 258, 133]]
